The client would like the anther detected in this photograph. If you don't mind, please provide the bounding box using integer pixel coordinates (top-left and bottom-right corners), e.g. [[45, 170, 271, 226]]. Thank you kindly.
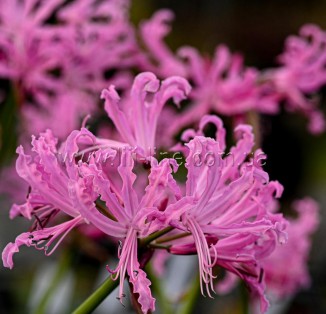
[[258, 268, 264, 283], [116, 296, 126, 307]]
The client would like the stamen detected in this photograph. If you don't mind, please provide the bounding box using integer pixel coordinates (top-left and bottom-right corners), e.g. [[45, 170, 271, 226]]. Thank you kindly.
[[81, 114, 91, 128], [34, 214, 44, 229], [259, 268, 264, 283], [187, 217, 217, 298], [44, 217, 82, 256], [118, 240, 123, 258], [106, 265, 118, 276], [116, 296, 126, 307], [110, 229, 138, 302], [26, 186, 32, 197]]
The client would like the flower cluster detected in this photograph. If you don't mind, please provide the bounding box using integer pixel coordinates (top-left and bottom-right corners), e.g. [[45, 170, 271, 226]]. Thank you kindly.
[[139, 10, 326, 135], [261, 198, 319, 298], [3, 73, 290, 313], [0, 0, 138, 139], [216, 197, 320, 305], [0, 2, 323, 314]]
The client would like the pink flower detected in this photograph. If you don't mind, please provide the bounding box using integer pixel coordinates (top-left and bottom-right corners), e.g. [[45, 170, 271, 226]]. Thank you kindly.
[[1, 129, 94, 268], [162, 44, 278, 138], [139, 11, 278, 139], [0, 0, 66, 92], [2, 122, 182, 313], [69, 148, 181, 313], [139, 10, 187, 78], [0, 0, 139, 139], [0, 0, 140, 207], [178, 45, 277, 115], [139, 11, 326, 136], [163, 117, 288, 312], [21, 90, 95, 140], [56, 0, 139, 93], [261, 197, 320, 298], [100, 72, 191, 157], [267, 24, 326, 134]]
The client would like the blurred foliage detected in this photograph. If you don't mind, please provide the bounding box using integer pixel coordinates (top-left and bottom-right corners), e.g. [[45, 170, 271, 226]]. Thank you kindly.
[[0, 82, 19, 167]]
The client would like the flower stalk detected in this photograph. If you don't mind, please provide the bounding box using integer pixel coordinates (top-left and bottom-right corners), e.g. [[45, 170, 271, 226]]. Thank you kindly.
[[72, 276, 119, 314], [139, 226, 174, 247]]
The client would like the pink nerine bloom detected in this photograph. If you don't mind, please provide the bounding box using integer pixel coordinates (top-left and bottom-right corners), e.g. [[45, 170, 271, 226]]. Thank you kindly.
[[139, 11, 326, 136], [2, 123, 181, 313], [0, 0, 139, 139], [140, 10, 278, 115], [139, 10, 187, 78], [0, 0, 65, 90], [99, 72, 191, 157], [2, 129, 89, 268], [181, 45, 278, 114], [267, 24, 326, 134], [165, 45, 278, 137], [70, 148, 181, 313], [139, 10, 277, 138], [163, 116, 288, 313], [0, 0, 139, 207], [261, 197, 319, 298]]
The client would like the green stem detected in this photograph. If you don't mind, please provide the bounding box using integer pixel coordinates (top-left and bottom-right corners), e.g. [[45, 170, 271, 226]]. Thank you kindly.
[[139, 226, 173, 247], [246, 111, 261, 150], [72, 277, 119, 314], [95, 201, 117, 221], [156, 232, 191, 244], [72, 226, 174, 314], [148, 243, 171, 250], [34, 251, 71, 314], [179, 274, 201, 314]]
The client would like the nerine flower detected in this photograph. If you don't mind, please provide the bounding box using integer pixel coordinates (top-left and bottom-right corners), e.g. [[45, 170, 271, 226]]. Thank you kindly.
[[139, 10, 277, 137], [0, 0, 140, 208], [165, 45, 278, 137], [139, 9, 187, 78], [0, 0, 64, 84], [1, 129, 96, 268], [0, 0, 139, 139], [266, 24, 326, 134], [70, 148, 181, 313], [99, 72, 191, 157], [2, 122, 182, 313], [261, 197, 319, 298], [162, 117, 288, 312], [2, 115, 289, 313], [56, 0, 139, 93], [139, 11, 326, 136]]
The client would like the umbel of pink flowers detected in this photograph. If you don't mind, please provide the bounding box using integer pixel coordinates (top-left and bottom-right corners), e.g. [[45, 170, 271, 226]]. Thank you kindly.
[[0, 0, 139, 139], [1, 1, 326, 142], [1, 1, 326, 207], [140, 10, 326, 135], [2, 72, 292, 313]]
